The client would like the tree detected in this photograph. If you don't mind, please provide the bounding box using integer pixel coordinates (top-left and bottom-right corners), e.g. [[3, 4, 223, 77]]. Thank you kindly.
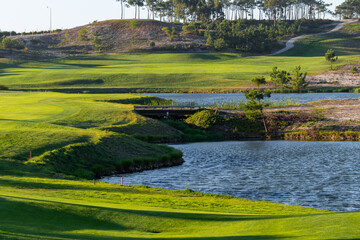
[[1, 36, 25, 50], [270, 67, 291, 87], [78, 27, 88, 41], [325, 49, 338, 70], [290, 66, 308, 90], [251, 75, 266, 88], [116, 0, 127, 19], [244, 79, 271, 135]]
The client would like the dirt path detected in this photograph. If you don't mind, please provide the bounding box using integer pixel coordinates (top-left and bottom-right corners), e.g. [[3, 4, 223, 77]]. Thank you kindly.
[[268, 19, 357, 56]]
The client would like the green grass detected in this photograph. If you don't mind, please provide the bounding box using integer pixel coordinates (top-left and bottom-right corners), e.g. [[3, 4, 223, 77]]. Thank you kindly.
[[0, 23, 360, 239], [280, 22, 360, 57], [0, 92, 179, 178], [0, 53, 355, 89], [1, 175, 360, 239], [0, 92, 360, 239], [0, 23, 358, 91]]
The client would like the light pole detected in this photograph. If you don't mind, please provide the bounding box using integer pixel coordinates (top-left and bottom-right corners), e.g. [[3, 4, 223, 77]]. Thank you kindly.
[[47, 6, 52, 32]]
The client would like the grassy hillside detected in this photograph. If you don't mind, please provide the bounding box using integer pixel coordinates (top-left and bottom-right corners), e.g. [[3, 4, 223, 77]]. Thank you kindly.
[[280, 22, 360, 57], [0, 92, 180, 178], [1, 22, 358, 91]]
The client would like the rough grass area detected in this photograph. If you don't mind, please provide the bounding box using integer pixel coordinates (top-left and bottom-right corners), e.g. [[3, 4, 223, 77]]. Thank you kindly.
[[0, 92, 180, 178]]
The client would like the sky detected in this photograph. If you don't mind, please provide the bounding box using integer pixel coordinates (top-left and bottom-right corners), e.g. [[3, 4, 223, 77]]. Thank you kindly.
[[0, 0, 345, 33]]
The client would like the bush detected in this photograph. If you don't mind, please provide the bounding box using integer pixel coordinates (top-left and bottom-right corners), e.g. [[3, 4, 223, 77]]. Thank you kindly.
[[30, 38, 42, 44], [351, 66, 358, 74], [150, 41, 155, 47], [1, 36, 25, 50], [182, 22, 197, 34], [78, 27, 88, 41], [129, 19, 140, 30], [162, 27, 177, 41], [213, 38, 225, 50], [91, 30, 103, 50], [185, 110, 223, 129]]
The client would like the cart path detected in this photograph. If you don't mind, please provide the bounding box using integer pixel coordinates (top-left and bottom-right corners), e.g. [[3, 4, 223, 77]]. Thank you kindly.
[[269, 19, 357, 56]]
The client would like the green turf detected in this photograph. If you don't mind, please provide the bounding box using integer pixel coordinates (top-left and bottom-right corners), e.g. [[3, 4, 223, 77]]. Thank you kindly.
[[0, 23, 360, 239], [0, 92, 179, 178], [1, 175, 360, 239], [0, 92, 360, 239], [279, 22, 360, 57], [0, 23, 358, 90]]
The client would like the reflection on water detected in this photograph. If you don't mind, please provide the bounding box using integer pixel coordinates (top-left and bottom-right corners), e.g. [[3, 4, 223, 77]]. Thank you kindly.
[[146, 93, 360, 106], [102, 141, 360, 212]]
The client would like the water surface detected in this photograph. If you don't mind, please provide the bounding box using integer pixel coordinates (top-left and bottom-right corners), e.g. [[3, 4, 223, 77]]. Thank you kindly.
[[147, 93, 360, 106], [102, 141, 360, 212]]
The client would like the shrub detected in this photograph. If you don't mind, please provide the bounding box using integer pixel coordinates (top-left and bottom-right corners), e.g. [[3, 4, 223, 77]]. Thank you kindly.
[[150, 41, 155, 47], [78, 27, 88, 41], [129, 19, 140, 30], [185, 110, 223, 129], [182, 22, 197, 34], [213, 38, 225, 50], [30, 38, 42, 44], [162, 27, 177, 41], [64, 30, 70, 40], [91, 30, 103, 50], [1, 36, 25, 50], [351, 66, 358, 74]]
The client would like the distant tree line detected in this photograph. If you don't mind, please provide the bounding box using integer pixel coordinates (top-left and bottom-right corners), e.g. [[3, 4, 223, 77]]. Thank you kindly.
[[0, 29, 62, 39], [335, 0, 360, 19], [116, 0, 333, 24]]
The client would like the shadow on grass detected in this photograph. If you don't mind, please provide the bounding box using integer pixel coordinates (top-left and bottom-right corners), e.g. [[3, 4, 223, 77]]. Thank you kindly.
[[0, 194, 315, 223], [0, 195, 298, 240], [10, 135, 91, 162], [0, 197, 129, 239], [68, 55, 138, 62]]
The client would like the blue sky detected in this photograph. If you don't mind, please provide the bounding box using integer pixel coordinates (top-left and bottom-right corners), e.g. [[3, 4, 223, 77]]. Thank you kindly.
[[1, 0, 344, 32]]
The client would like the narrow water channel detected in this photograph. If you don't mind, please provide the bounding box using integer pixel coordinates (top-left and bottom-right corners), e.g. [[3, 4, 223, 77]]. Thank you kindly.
[[101, 141, 360, 212]]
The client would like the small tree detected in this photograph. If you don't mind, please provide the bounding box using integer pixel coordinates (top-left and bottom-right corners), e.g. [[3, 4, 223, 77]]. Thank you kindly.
[[251, 76, 266, 89], [1, 36, 24, 50], [213, 38, 225, 50], [270, 67, 291, 87], [290, 66, 308, 90], [244, 78, 271, 135], [351, 66, 358, 74], [161, 27, 177, 41], [78, 27, 88, 41], [325, 49, 338, 70]]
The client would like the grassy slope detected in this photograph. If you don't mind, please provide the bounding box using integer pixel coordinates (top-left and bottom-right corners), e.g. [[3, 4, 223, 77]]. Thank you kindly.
[[2, 176, 360, 240], [0, 23, 359, 90], [0, 92, 179, 178], [280, 22, 360, 57]]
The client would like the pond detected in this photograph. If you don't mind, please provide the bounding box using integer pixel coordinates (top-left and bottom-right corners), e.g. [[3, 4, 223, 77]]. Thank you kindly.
[[146, 93, 360, 106], [101, 141, 360, 212]]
